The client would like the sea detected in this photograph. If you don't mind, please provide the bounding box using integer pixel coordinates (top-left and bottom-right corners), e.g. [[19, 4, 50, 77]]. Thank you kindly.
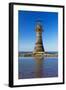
[[18, 56, 58, 79]]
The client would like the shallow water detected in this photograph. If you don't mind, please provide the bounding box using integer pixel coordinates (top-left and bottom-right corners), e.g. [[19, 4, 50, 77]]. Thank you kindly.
[[18, 57, 58, 79]]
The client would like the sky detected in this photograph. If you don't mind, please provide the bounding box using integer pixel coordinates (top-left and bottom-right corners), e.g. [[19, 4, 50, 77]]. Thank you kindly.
[[18, 10, 58, 52]]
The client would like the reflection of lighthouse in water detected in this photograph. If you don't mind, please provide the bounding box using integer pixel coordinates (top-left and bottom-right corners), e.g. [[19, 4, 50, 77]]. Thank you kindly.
[[34, 56, 44, 78], [33, 21, 45, 55]]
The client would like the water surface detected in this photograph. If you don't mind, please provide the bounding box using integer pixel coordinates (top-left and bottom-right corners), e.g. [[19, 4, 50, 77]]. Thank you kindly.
[[18, 57, 58, 79]]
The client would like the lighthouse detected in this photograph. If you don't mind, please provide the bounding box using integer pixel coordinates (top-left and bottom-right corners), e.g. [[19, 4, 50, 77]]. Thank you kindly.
[[33, 21, 44, 56]]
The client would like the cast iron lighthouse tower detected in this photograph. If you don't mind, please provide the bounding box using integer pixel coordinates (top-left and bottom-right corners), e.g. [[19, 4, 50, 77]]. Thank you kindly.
[[33, 21, 44, 56]]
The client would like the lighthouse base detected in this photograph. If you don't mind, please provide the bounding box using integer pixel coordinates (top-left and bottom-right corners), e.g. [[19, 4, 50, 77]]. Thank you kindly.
[[33, 43, 45, 57], [33, 51, 45, 57]]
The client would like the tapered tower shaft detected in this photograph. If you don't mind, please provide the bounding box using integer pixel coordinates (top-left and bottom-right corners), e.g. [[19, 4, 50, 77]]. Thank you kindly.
[[33, 22, 44, 54]]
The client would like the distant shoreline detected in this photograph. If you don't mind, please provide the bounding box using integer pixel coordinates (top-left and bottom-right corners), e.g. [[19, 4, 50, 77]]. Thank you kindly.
[[18, 52, 58, 57]]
